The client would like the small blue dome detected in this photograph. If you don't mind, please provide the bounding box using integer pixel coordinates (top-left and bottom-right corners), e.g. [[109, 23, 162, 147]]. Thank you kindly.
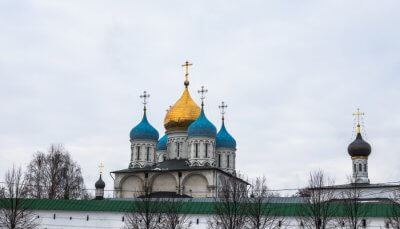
[[216, 122, 236, 149], [156, 134, 167, 151], [130, 112, 159, 141], [188, 108, 217, 138]]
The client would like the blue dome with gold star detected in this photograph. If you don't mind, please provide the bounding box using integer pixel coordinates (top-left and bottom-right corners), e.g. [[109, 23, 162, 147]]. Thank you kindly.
[[130, 111, 159, 141], [216, 122, 236, 149], [188, 108, 217, 138], [156, 134, 167, 151]]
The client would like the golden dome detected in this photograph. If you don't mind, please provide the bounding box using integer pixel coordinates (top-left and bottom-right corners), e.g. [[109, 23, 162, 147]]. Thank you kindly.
[[164, 87, 201, 132]]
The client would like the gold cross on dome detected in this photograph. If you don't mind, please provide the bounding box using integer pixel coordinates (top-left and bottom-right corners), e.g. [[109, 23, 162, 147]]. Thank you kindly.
[[140, 91, 150, 107], [352, 108, 365, 133], [181, 61, 193, 82], [219, 101, 228, 120], [98, 162, 104, 175], [197, 86, 208, 106]]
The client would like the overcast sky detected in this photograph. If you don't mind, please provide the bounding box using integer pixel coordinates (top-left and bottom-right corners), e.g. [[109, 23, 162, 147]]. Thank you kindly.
[[1, 0, 400, 196]]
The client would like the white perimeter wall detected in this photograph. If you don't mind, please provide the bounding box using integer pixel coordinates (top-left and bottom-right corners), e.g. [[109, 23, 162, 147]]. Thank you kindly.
[[17, 210, 390, 229]]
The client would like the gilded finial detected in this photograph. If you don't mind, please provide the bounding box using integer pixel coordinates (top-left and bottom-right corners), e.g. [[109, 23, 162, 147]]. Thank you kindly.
[[219, 101, 228, 122], [181, 61, 193, 87], [352, 108, 365, 134], [166, 105, 172, 114], [197, 86, 208, 108], [140, 91, 150, 112], [98, 162, 104, 175]]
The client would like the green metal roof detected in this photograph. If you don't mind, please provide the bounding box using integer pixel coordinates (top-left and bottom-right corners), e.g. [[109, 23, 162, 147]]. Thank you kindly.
[[0, 198, 397, 217]]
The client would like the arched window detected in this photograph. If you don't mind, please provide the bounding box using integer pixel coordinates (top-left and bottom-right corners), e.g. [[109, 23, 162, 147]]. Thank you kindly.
[[218, 154, 221, 167], [359, 163, 362, 172], [227, 155, 230, 168], [363, 164, 367, 172], [176, 142, 180, 157], [195, 143, 199, 158], [146, 147, 150, 161], [205, 143, 208, 158], [136, 146, 140, 160]]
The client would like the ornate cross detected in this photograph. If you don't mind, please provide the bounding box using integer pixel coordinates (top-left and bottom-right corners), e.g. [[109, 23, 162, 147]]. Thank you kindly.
[[197, 86, 208, 106], [99, 162, 104, 175], [219, 101, 228, 120], [140, 91, 150, 108], [352, 108, 365, 133], [182, 61, 193, 82]]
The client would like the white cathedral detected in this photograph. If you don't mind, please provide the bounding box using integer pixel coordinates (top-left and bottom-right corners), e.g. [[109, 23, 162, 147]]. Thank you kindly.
[[111, 62, 245, 198]]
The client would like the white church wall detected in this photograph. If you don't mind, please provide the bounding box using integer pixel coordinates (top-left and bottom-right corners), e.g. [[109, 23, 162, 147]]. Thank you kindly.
[[114, 169, 221, 198], [330, 186, 399, 199], [151, 172, 177, 192], [167, 132, 190, 159], [120, 175, 143, 198], [182, 173, 209, 197]]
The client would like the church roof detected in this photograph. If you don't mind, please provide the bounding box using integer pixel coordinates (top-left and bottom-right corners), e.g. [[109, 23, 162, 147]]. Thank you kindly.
[[311, 182, 400, 190], [164, 87, 201, 132], [112, 159, 249, 185], [95, 174, 105, 189], [187, 107, 217, 138], [130, 111, 159, 141], [348, 133, 371, 157], [0, 198, 394, 217], [156, 134, 167, 151], [216, 121, 236, 149]]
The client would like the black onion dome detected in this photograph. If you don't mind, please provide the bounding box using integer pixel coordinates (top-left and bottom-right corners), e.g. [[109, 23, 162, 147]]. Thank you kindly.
[[348, 133, 371, 157], [95, 175, 105, 189]]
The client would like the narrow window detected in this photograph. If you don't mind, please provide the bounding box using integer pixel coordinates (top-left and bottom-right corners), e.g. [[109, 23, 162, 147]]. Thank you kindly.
[[218, 154, 221, 167], [205, 143, 208, 158], [136, 146, 140, 160], [176, 142, 180, 157], [195, 143, 199, 158], [227, 155, 230, 168], [353, 164, 356, 173], [362, 219, 366, 227], [359, 163, 362, 172], [363, 164, 367, 172], [146, 147, 150, 161]]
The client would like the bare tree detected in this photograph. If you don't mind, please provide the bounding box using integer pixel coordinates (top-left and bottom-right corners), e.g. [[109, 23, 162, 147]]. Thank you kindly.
[[0, 165, 39, 229], [124, 185, 163, 229], [246, 176, 281, 229], [162, 198, 192, 229], [336, 181, 369, 229], [297, 170, 337, 229], [385, 190, 400, 229], [25, 152, 46, 199], [25, 144, 88, 199], [208, 175, 249, 229]]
